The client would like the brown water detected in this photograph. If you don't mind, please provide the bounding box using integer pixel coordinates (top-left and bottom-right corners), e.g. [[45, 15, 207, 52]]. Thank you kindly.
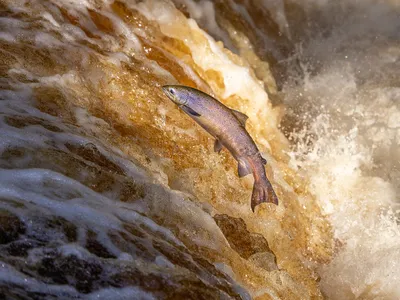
[[0, 0, 399, 299]]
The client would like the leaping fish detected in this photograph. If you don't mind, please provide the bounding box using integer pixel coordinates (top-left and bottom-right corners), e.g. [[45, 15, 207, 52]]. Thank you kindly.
[[162, 85, 279, 212]]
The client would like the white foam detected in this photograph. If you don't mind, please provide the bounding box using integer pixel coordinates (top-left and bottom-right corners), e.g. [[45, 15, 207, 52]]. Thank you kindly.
[[0, 32, 16, 43], [100, 10, 143, 55], [115, 199, 185, 248], [41, 12, 60, 27], [59, 244, 93, 259], [106, 52, 131, 66], [214, 262, 236, 280], [0, 169, 123, 229], [51, 0, 93, 11], [154, 255, 174, 268], [35, 32, 63, 47], [118, 252, 134, 261]]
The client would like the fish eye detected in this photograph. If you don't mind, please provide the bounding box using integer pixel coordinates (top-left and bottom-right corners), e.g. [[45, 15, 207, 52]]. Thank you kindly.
[[168, 88, 175, 95]]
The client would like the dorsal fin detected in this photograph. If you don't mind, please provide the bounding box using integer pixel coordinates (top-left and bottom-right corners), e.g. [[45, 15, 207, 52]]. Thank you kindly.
[[231, 109, 248, 126], [261, 157, 267, 165]]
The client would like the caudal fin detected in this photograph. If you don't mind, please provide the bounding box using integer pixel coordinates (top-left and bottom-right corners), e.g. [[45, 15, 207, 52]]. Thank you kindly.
[[251, 180, 279, 212]]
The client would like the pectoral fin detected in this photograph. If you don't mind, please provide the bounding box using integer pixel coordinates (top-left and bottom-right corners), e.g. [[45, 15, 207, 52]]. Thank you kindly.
[[231, 109, 248, 126], [238, 160, 251, 178], [181, 105, 201, 117], [214, 139, 223, 153]]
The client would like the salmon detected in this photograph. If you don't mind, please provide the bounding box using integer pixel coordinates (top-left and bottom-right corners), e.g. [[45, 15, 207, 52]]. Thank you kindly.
[[162, 85, 278, 211]]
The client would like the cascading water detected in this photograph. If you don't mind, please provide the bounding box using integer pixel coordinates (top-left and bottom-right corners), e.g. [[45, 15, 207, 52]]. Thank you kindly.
[[0, 0, 398, 299], [280, 1, 400, 298]]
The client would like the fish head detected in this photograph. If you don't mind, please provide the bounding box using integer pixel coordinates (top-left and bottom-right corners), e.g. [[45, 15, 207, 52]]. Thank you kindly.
[[162, 85, 189, 106], [162, 85, 205, 118]]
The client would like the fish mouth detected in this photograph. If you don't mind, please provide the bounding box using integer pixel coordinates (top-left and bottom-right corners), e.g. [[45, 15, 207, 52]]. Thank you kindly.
[[161, 86, 171, 95], [161, 86, 173, 99]]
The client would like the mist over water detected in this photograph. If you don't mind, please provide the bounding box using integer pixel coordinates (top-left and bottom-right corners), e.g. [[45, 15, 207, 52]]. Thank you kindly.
[[279, 1, 400, 298], [0, 0, 399, 299]]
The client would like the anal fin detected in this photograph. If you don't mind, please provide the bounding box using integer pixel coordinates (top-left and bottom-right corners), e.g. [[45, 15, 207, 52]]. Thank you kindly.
[[238, 160, 251, 178], [214, 139, 223, 153]]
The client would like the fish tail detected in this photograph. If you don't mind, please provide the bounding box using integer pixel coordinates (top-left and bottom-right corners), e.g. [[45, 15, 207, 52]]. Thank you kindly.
[[251, 179, 279, 212]]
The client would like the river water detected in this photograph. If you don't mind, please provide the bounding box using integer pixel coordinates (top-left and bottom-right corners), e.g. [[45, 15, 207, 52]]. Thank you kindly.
[[0, 0, 399, 299]]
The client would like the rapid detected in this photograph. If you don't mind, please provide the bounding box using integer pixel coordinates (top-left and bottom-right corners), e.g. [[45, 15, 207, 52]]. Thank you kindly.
[[0, 0, 399, 299]]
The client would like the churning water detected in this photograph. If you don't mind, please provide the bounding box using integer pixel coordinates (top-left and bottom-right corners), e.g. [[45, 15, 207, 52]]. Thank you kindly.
[[0, 0, 399, 299]]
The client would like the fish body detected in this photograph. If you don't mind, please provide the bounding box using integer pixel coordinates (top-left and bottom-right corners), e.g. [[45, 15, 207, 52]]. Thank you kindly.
[[162, 85, 278, 211]]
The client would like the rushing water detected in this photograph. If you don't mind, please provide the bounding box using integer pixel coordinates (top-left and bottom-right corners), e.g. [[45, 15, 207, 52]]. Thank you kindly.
[[0, 0, 399, 299]]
